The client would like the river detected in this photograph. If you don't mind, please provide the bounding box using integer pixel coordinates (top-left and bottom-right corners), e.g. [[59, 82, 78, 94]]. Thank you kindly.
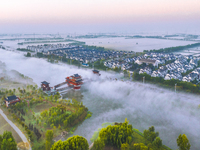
[[0, 49, 200, 150]]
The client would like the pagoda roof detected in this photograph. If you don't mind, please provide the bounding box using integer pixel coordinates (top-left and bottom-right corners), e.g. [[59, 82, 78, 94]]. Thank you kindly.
[[73, 74, 81, 77], [41, 81, 49, 85], [5, 95, 18, 101]]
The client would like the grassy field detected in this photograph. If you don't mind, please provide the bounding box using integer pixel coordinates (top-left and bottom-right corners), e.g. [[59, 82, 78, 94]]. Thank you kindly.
[[0, 114, 22, 143]]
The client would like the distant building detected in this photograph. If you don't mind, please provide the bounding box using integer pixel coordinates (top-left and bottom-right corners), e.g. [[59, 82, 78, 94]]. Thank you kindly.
[[137, 59, 158, 67], [82, 63, 89, 67], [4, 95, 20, 107], [93, 70, 101, 76]]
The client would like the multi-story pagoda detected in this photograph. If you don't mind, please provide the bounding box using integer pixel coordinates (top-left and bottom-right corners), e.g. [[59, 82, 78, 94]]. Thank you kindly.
[[66, 74, 83, 90]]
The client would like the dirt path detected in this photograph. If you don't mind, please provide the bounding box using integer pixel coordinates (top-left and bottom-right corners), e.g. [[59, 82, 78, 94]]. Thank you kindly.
[[0, 108, 31, 150], [89, 143, 94, 149]]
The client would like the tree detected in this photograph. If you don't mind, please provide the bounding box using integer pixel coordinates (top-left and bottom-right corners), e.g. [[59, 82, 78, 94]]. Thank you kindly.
[[0, 131, 17, 150], [51, 140, 64, 150], [132, 143, 149, 150], [93, 139, 105, 150], [143, 126, 159, 143], [152, 137, 162, 149], [58, 124, 61, 130], [46, 130, 54, 150], [54, 95, 58, 101], [99, 119, 133, 148], [121, 143, 129, 150], [177, 134, 190, 150], [44, 123, 47, 128], [49, 95, 53, 101], [51, 135, 89, 150]]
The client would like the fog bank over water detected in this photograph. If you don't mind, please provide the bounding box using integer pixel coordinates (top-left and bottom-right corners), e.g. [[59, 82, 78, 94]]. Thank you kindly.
[[76, 37, 197, 52], [80, 80, 200, 148], [0, 49, 118, 86], [0, 49, 200, 149]]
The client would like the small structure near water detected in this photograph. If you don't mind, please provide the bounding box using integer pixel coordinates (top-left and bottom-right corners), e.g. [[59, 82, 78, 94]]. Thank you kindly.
[[93, 70, 101, 76], [4, 95, 20, 107], [41, 81, 51, 91]]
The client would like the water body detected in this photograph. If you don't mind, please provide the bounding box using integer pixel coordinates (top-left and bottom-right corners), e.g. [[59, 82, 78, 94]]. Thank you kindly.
[[1, 49, 200, 149], [76, 37, 197, 52]]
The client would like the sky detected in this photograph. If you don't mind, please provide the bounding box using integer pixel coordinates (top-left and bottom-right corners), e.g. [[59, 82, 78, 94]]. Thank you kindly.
[[0, 0, 200, 34]]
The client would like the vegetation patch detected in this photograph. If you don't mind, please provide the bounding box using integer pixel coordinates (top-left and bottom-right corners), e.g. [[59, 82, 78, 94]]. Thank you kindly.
[[0, 85, 91, 150], [90, 119, 172, 150], [133, 72, 200, 94]]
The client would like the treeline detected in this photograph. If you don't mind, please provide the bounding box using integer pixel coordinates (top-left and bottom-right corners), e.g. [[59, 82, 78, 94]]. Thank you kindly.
[[11, 104, 41, 141], [17, 48, 33, 52], [133, 72, 200, 93], [88, 59, 108, 70], [50, 119, 191, 150], [63, 107, 88, 127], [82, 45, 106, 51], [143, 43, 200, 53], [94, 119, 166, 150], [95, 120, 190, 150], [18, 39, 74, 45]]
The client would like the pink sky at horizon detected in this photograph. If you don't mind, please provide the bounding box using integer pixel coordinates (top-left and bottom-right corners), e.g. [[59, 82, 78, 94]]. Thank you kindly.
[[1, 0, 200, 24], [0, 0, 200, 34]]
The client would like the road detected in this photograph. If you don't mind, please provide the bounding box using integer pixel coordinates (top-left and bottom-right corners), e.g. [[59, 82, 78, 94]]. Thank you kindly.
[[89, 143, 94, 149], [0, 108, 31, 150]]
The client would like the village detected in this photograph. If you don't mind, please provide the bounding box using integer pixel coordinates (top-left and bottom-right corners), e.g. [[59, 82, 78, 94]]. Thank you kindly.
[[27, 44, 200, 84]]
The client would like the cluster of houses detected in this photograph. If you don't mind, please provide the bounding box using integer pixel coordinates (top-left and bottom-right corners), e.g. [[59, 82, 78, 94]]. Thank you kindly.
[[27, 44, 200, 83], [182, 68, 200, 82], [27, 44, 71, 52], [138, 53, 200, 82], [104, 52, 200, 83], [27, 44, 135, 64], [104, 52, 174, 70]]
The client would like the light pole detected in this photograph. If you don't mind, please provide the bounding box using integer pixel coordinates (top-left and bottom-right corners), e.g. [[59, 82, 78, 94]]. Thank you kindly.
[[143, 76, 145, 84], [175, 83, 177, 93]]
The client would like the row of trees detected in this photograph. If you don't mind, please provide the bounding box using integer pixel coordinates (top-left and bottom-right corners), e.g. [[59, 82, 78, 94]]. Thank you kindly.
[[144, 43, 200, 53], [133, 72, 200, 93], [49, 120, 191, 150], [63, 107, 88, 128]]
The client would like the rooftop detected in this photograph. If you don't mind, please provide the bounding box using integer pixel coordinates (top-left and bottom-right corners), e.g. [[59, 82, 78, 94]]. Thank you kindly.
[[41, 81, 50, 85], [139, 59, 156, 63], [5, 95, 18, 101]]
